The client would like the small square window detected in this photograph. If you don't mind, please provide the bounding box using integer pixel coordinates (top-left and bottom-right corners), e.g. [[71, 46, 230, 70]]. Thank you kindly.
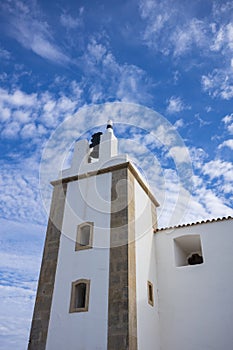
[[69, 279, 90, 313], [174, 234, 204, 267], [147, 281, 154, 307], [75, 222, 94, 251]]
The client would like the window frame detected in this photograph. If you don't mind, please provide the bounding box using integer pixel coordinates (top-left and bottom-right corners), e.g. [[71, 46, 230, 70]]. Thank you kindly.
[[69, 279, 90, 313], [75, 222, 94, 251]]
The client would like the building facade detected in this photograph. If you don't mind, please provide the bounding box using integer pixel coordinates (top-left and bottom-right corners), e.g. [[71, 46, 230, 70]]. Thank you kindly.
[[28, 122, 233, 350]]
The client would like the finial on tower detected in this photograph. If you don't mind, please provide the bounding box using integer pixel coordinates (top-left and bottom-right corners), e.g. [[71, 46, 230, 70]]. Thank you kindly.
[[106, 119, 113, 130]]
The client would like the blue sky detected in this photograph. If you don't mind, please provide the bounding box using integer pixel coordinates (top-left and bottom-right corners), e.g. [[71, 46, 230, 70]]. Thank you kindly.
[[0, 0, 233, 348]]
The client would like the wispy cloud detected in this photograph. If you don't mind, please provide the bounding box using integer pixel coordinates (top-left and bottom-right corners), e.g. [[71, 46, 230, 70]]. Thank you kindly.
[[171, 18, 207, 57], [2, 1, 71, 65], [166, 96, 190, 114], [0, 218, 45, 350], [222, 113, 233, 134], [60, 8, 84, 29], [0, 47, 11, 60], [139, 0, 209, 57], [173, 119, 184, 129], [195, 113, 211, 127], [139, 0, 233, 101], [201, 68, 233, 100], [222, 114, 233, 124], [81, 37, 153, 104]]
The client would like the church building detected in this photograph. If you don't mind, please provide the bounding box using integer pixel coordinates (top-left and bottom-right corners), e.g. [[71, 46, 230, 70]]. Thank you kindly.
[[28, 121, 233, 350]]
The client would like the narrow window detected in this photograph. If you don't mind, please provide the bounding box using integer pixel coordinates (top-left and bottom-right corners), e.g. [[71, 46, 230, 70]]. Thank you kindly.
[[75, 283, 86, 308], [75, 222, 94, 251], [174, 234, 204, 267], [147, 281, 154, 306], [69, 279, 90, 313], [80, 225, 90, 246]]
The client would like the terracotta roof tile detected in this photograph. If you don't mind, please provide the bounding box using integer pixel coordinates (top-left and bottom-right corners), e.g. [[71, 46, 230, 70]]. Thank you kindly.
[[156, 216, 233, 232]]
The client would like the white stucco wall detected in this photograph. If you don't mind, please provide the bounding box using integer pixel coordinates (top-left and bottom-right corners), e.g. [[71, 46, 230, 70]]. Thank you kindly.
[[46, 173, 112, 350], [155, 219, 233, 350], [134, 180, 160, 350]]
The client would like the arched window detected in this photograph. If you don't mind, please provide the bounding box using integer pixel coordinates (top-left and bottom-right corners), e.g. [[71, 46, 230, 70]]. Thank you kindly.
[[75, 222, 94, 251], [69, 279, 90, 313]]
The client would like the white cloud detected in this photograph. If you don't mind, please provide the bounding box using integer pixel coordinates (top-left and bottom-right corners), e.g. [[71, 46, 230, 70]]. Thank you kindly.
[[166, 96, 189, 114], [201, 68, 233, 100], [0, 47, 11, 60], [139, 0, 210, 57], [222, 114, 233, 134], [222, 114, 233, 124], [0, 85, 83, 139], [173, 119, 184, 129], [227, 124, 233, 134], [152, 124, 176, 147], [139, 0, 173, 54], [3, 1, 71, 65], [202, 159, 233, 182], [0, 107, 11, 121], [172, 18, 206, 57], [218, 139, 233, 150], [0, 88, 37, 107], [56, 96, 77, 112], [193, 187, 232, 217], [0, 165, 46, 224], [13, 110, 30, 123], [211, 23, 233, 53], [205, 106, 213, 113], [29, 35, 70, 64], [82, 38, 152, 104], [189, 147, 208, 169], [200, 8, 233, 100], [60, 13, 82, 29], [168, 146, 191, 164], [0, 282, 35, 350], [139, 0, 233, 101], [1, 121, 20, 138], [87, 39, 107, 63], [0, 218, 45, 350], [195, 113, 211, 127], [173, 70, 180, 84], [20, 123, 37, 138]]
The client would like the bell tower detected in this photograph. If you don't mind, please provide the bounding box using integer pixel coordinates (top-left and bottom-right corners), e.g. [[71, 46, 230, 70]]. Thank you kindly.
[[28, 121, 160, 350]]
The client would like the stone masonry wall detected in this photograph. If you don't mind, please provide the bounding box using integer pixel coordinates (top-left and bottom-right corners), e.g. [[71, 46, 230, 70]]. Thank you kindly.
[[28, 183, 67, 350], [108, 168, 137, 349]]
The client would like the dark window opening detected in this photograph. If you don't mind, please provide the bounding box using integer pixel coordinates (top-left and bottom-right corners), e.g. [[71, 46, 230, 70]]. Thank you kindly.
[[188, 253, 203, 265], [80, 226, 90, 246], [75, 283, 86, 308], [89, 132, 103, 161], [147, 281, 154, 306], [69, 279, 90, 313], [149, 285, 153, 301]]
